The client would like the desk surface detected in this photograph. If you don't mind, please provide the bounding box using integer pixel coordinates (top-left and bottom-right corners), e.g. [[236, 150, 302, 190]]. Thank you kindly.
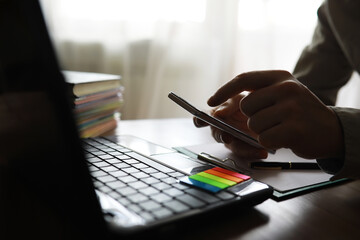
[[113, 118, 360, 240]]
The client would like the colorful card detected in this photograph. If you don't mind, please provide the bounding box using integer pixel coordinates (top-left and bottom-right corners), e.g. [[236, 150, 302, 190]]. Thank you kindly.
[[180, 167, 251, 193]]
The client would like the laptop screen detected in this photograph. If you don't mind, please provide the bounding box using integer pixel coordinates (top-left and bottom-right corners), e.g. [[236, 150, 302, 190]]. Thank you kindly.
[[0, 1, 275, 238], [0, 0, 107, 238]]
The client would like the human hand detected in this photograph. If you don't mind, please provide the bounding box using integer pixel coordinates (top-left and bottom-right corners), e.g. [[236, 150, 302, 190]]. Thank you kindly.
[[207, 70, 344, 159], [194, 93, 268, 159]]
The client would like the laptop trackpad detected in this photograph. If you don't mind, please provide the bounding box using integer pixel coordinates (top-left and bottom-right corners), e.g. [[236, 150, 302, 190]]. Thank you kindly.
[[106, 135, 211, 175], [151, 152, 211, 175], [106, 135, 176, 155]]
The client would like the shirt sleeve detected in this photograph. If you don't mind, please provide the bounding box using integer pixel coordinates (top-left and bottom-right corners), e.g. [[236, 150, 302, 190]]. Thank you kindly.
[[293, 1, 359, 180], [319, 107, 360, 180], [293, 1, 353, 106]]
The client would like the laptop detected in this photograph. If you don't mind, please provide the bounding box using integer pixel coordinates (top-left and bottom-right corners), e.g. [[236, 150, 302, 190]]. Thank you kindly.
[[0, 0, 272, 238]]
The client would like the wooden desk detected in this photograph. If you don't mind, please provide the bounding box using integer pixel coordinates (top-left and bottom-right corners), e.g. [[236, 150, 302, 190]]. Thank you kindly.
[[114, 118, 360, 240]]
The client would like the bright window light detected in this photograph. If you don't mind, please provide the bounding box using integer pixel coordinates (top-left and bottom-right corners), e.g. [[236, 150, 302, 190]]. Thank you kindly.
[[58, 0, 206, 23], [238, 0, 322, 30]]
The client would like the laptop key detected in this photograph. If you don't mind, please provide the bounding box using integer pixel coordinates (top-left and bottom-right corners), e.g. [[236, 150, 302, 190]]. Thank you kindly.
[[122, 167, 140, 174], [152, 208, 173, 219], [117, 197, 130, 206], [132, 172, 150, 179], [142, 167, 158, 174], [96, 147, 113, 152], [113, 162, 130, 169], [93, 161, 110, 168], [139, 187, 159, 196], [117, 187, 137, 196], [127, 204, 142, 214], [175, 194, 206, 208], [97, 175, 116, 183], [99, 185, 112, 194], [139, 200, 161, 212], [173, 183, 189, 190], [93, 181, 104, 189], [119, 175, 137, 183], [152, 172, 168, 179], [107, 181, 126, 190], [99, 154, 114, 160], [215, 191, 236, 200], [88, 165, 99, 172], [107, 151, 123, 157], [141, 177, 160, 185], [169, 172, 185, 178], [163, 188, 183, 197], [116, 155, 132, 160], [164, 200, 190, 213], [87, 157, 102, 163], [91, 170, 107, 177], [184, 188, 221, 204], [132, 163, 148, 169], [123, 159, 139, 164], [150, 193, 172, 203], [108, 191, 121, 200], [89, 150, 106, 156], [137, 211, 155, 223], [106, 158, 123, 164], [102, 166, 118, 172], [152, 182, 171, 191], [109, 170, 127, 178], [130, 181, 148, 189], [126, 152, 174, 173], [162, 177, 177, 184], [127, 193, 149, 203]]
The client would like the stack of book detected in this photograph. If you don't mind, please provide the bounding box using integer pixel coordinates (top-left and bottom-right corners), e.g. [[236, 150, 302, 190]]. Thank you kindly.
[[63, 71, 124, 138]]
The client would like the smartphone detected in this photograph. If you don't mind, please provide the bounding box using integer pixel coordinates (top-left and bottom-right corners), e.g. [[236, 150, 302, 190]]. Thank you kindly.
[[168, 92, 275, 154]]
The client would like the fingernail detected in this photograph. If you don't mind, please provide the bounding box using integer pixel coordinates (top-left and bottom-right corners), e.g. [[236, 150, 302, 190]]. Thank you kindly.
[[215, 132, 222, 143], [193, 117, 200, 127], [219, 134, 225, 143], [207, 97, 215, 106]]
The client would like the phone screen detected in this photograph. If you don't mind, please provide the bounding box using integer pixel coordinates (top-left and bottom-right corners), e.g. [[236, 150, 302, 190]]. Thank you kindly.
[[168, 92, 275, 154]]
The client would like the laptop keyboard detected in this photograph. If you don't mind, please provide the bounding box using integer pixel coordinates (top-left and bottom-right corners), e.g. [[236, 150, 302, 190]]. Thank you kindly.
[[82, 137, 237, 223]]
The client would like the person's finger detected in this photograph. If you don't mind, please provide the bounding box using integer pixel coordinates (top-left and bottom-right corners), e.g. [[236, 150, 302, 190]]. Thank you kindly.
[[211, 126, 223, 143], [247, 104, 285, 134], [208, 70, 295, 106], [219, 132, 233, 144], [240, 85, 277, 117], [212, 94, 243, 118], [257, 123, 294, 150], [210, 126, 233, 144], [193, 117, 209, 128], [240, 80, 303, 117], [212, 105, 235, 119]]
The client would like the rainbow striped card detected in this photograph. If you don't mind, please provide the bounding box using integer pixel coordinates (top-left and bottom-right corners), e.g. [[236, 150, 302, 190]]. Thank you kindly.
[[180, 167, 251, 193]]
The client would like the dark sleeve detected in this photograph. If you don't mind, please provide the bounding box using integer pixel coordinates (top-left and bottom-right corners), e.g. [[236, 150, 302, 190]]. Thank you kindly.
[[293, 1, 353, 106], [293, 1, 360, 180], [322, 107, 360, 180]]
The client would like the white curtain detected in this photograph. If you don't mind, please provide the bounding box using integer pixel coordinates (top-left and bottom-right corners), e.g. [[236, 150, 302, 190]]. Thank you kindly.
[[39, 0, 359, 120]]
